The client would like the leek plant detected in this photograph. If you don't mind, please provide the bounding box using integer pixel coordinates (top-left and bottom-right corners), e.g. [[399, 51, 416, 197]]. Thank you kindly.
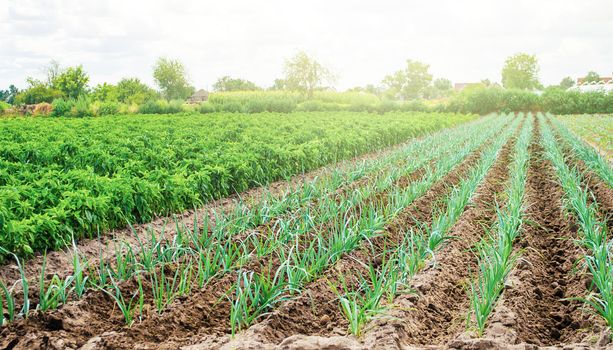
[[549, 114, 612, 187], [539, 113, 612, 329], [0, 279, 16, 325], [468, 114, 533, 335], [335, 115, 521, 335]]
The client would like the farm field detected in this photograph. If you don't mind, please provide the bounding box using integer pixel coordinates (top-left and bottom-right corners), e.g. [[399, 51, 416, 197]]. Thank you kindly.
[[0, 112, 611, 350], [557, 114, 613, 159], [0, 111, 473, 260]]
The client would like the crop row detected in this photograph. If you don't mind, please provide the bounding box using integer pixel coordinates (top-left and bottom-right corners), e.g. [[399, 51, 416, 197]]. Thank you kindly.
[[328, 114, 520, 336], [556, 114, 612, 159], [468, 113, 533, 334], [0, 111, 474, 258], [0, 115, 509, 333], [549, 114, 612, 187], [539, 113, 612, 329]]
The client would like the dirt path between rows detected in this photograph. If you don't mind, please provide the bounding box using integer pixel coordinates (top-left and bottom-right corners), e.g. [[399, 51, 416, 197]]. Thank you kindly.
[[354, 121, 516, 349], [0, 131, 424, 285], [198, 121, 519, 350], [1, 125, 466, 350], [447, 118, 612, 350]]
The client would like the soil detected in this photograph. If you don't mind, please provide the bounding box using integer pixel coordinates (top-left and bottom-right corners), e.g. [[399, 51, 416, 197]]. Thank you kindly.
[[212, 119, 517, 350], [0, 133, 423, 285], [2, 115, 612, 350], [474, 119, 605, 346]]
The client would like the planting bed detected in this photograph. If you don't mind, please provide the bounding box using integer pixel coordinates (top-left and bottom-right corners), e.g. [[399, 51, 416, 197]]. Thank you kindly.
[[0, 113, 612, 350]]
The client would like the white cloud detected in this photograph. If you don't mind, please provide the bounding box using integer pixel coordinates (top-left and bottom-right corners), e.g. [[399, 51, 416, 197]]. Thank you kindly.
[[1, 0, 612, 90]]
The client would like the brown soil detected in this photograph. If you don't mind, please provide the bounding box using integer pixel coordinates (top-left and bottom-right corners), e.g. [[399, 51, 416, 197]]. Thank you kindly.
[[0, 129, 462, 350], [354, 121, 517, 349], [0, 132, 424, 286], [212, 123, 514, 350], [477, 119, 604, 347]]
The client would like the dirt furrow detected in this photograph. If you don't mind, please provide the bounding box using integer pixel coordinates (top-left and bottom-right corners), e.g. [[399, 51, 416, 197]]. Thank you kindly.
[[353, 123, 517, 350], [0, 131, 431, 285], [448, 118, 612, 350], [206, 126, 514, 350]]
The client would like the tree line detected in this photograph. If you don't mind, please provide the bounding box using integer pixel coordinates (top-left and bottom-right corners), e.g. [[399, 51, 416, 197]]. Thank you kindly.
[[0, 51, 610, 115]]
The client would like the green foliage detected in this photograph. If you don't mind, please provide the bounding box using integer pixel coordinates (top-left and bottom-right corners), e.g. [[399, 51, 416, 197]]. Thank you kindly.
[[541, 89, 613, 114], [501, 53, 540, 90], [52, 65, 89, 99], [71, 96, 92, 118], [116, 78, 159, 104], [0, 101, 10, 113], [584, 71, 601, 83], [0, 111, 472, 258], [14, 79, 63, 105], [152, 57, 195, 100], [424, 78, 453, 99], [91, 83, 119, 102], [0, 85, 19, 104], [209, 91, 299, 113], [213, 76, 261, 91], [138, 99, 186, 114], [559, 76, 575, 89], [313, 91, 380, 105], [198, 102, 216, 114], [282, 51, 334, 98], [447, 85, 503, 114], [383, 59, 432, 99], [51, 98, 74, 117], [97, 101, 121, 116]]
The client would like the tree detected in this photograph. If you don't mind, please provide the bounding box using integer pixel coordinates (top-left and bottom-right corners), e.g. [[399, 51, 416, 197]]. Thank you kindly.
[[584, 71, 600, 83], [213, 76, 261, 91], [153, 57, 195, 100], [14, 78, 63, 104], [283, 51, 334, 98], [91, 83, 119, 102], [382, 59, 432, 99], [501, 53, 540, 90], [116, 78, 158, 104], [0, 85, 19, 104], [430, 78, 453, 98], [270, 79, 288, 90], [52, 65, 90, 99], [559, 76, 575, 89]]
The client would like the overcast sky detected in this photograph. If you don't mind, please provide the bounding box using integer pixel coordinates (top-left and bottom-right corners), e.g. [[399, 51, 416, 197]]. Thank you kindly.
[[1, 0, 612, 91]]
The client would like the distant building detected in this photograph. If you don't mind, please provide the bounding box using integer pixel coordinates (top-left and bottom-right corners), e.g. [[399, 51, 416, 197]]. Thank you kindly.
[[572, 77, 613, 93], [576, 76, 612, 85], [186, 89, 209, 104]]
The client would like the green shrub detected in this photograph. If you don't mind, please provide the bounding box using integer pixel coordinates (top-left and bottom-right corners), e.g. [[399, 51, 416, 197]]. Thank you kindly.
[[166, 100, 185, 114], [501, 89, 540, 112], [0, 101, 10, 113], [198, 102, 216, 114], [138, 100, 165, 114], [297, 100, 343, 112], [209, 91, 299, 113], [98, 101, 121, 116], [399, 100, 429, 112], [70, 96, 93, 118], [51, 98, 75, 117], [312, 91, 380, 105], [374, 100, 399, 113]]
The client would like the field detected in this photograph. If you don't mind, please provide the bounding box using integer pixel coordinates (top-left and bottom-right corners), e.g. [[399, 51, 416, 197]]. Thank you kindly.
[[0, 112, 612, 350], [557, 114, 612, 159], [0, 111, 472, 259]]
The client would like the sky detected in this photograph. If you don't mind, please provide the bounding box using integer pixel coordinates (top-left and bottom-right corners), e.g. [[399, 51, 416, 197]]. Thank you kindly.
[[1, 0, 612, 91]]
